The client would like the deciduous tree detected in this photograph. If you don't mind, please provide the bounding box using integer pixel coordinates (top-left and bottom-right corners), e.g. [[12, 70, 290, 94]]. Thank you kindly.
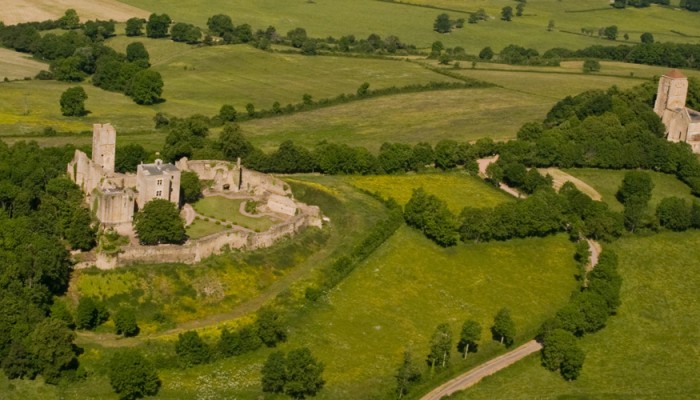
[[458, 320, 481, 358], [491, 308, 515, 346], [133, 199, 186, 245], [109, 349, 160, 399], [60, 86, 87, 116]]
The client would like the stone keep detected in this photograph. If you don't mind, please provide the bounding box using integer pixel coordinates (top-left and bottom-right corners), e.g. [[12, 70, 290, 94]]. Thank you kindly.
[[654, 69, 700, 153], [68, 123, 181, 231]]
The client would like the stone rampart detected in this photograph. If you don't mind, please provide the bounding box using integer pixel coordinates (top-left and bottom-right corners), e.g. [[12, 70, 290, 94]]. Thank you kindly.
[[80, 209, 322, 269]]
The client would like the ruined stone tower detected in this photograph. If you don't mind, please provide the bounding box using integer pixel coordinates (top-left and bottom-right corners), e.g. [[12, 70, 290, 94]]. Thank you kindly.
[[654, 69, 689, 116], [92, 123, 116, 174]]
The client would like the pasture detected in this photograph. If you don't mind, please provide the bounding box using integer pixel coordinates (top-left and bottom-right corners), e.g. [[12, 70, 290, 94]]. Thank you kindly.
[[452, 230, 700, 399], [118, 0, 700, 53], [348, 173, 512, 213], [564, 168, 696, 212]]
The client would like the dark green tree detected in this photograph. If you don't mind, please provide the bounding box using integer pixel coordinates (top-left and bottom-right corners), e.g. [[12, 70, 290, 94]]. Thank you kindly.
[[29, 319, 78, 384], [126, 42, 150, 66], [175, 331, 210, 367], [656, 197, 692, 231], [261, 351, 287, 394], [357, 82, 370, 97], [256, 308, 287, 348], [207, 14, 234, 36], [458, 320, 482, 358], [65, 206, 96, 250], [60, 86, 88, 116], [301, 40, 317, 55], [541, 328, 585, 380], [640, 32, 654, 44], [49, 301, 75, 329], [125, 18, 146, 37], [217, 123, 254, 160], [133, 199, 186, 245], [287, 28, 308, 48], [434, 13, 452, 33], [238, 324, 263, 353], [284, 347, 325, 399], [603, 25, 618, 40], [479, 46, 494, 60], [501, 6, 513, 21], [76, 297, 108, 330], [491, 308, 515, 346], [395, 351, 421, 399], [146, 14, 172, 38], [219, 104, 237, 122], [180, 171, 202, 204], [246, 103, 256, 117], [171, 23, 201, 44], [404, 188, 458, 247], [115, 144, 149, 173], [127, 70, 164, 105], [516, 2, 525, 16], [583, 59, 601, 73], [217, 327, 245, 357], [59, 9, 80, 30], [109, 349, 160, 399], [427, 323, 452, 369], [114, 309, 139, 337]]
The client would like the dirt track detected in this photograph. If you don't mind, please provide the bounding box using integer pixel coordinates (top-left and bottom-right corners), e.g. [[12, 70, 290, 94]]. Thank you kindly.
[[1, 0, 149, 25], [420, 341, 543, 400]]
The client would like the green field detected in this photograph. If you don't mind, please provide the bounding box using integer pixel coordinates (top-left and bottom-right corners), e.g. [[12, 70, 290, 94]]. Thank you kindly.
[[185, 218, 228, 239], [564, 168, 696, 212], [348, 173, 512, 213], [192, 196, 280, 231], [109, 38, 460, 118], [452, 230, 700, 400], [118, 0, 700, 53]]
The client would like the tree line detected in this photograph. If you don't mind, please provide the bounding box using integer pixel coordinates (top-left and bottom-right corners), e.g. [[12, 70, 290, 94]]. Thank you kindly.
[[0, 10, 164, 105]]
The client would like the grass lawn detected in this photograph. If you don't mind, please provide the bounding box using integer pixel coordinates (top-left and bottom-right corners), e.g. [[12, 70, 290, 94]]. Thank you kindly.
[[564, 168, 697, 212], [118, 0, 700, 53], [451, 230, 700, 400], [192, 196, 279, 232], [348, 173, 512, 213], [186, 218, 228, 239]]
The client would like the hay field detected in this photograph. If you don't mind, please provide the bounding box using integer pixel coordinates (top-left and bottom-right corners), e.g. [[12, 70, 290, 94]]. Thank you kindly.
[[118, 0, 700, 52], [1, 0, 148, 25], [0, 48, 47, 81]]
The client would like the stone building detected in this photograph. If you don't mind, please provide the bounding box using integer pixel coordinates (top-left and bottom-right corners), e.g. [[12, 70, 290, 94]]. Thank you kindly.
[[67, 123, 181, 232], [654, 69, 700, 153]]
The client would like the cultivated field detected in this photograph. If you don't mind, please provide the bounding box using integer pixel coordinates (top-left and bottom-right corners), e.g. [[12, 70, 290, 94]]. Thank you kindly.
[[348, 173, 512, 213], [452, 230, 700, 399], [118, 0, 700, 52], [0, 0, 148, 25], [565, 168, 695, 212], [0, 48, 47, 81]]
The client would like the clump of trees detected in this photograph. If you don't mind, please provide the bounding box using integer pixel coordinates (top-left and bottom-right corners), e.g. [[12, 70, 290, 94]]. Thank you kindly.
[[261, 347, 325, 399], [433, 13, 465, 33], [108, 349, 160, 399], [133, 199, 187, 245], [404, 188, 458, 247], [60, 86, 88, 116]]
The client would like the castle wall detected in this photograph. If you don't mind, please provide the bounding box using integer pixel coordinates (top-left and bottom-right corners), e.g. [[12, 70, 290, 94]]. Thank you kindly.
[[91, 210, 322, 268], [95, 189, 135, 225]]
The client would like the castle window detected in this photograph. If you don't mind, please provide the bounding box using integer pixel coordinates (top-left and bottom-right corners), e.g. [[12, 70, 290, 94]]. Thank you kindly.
[[156, 190, 162, 197], [157, 179, 163, 185]]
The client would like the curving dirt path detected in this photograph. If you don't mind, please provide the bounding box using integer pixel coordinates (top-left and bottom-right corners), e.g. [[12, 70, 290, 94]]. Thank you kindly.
[[477, 156, 525, 198], [421, 341, 543, 400], [538, 168, 602, 201]]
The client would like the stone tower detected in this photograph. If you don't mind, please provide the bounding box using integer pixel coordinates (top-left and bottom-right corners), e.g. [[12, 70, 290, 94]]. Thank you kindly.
[[654, 69, 688, 116], [92, 123, 116, 174]]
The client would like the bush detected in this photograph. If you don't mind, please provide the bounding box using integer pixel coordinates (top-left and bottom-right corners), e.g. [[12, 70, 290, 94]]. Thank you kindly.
[[175, 331, 210, 367], [114, 309, 139, 337]]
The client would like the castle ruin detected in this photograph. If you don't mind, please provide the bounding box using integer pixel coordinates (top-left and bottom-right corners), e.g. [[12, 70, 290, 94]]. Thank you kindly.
[[654, 69, 700, 153]]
